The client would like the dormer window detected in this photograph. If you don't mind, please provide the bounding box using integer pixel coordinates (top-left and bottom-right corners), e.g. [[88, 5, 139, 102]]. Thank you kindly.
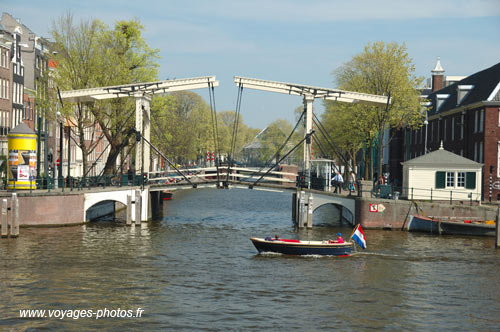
[[457, 85, 474, 105], [436, 94, 449, 111]]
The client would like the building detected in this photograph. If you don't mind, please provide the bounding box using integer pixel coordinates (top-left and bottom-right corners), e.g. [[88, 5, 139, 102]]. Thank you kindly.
[[401, 143, 482, 202], [0, 24, 13, 158], [405, 59, 500, 201]]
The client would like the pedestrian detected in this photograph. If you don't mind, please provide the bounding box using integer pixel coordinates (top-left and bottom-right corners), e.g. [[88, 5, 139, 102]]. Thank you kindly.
[[348, 171, 356, 194], [333, 172, 344, 194]]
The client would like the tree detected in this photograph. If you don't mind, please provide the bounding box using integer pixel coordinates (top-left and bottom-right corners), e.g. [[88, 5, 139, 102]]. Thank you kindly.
[[50, 13, 107, 177], [51, 14, 160, 176], [94, 19, 159, 174], [323, 41, 425, 179], [150, 91, 213, 165], [258, 119, 299, 165]]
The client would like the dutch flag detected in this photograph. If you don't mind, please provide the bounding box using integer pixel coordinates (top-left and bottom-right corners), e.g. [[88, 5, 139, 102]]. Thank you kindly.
[[351, 224, 367, 249]]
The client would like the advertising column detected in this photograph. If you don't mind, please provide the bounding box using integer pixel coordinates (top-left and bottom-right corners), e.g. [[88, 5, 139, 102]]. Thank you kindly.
[[7, 123, 37, 190]]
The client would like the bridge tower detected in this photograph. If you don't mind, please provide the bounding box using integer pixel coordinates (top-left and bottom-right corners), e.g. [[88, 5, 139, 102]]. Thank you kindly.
[[59, 76, 219, 176], [233, 76, 390, 188]]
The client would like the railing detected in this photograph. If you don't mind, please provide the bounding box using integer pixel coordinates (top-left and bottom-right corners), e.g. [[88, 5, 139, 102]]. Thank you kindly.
[[3, 173, 148, 194], [358, 182, 480, 206]]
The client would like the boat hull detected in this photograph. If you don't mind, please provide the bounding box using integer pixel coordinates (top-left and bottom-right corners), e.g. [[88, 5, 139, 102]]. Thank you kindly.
[[408, 214, 495, 237], [439, 220, 495, 236], [408, 215, 439, 234], [250, 238, 353, 256]]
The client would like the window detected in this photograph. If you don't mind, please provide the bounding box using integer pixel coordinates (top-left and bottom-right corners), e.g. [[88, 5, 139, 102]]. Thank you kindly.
[[498, 142, 500, 178], [479, 110, 484, 133], [446, 172, 455, 187], [443, 119, 448, 141], [451, 117, 455, 141], [474, 111, 478, 133], [457, 172, 465, 187], [479, 141, 483, 163], [460, 114, 464, 139]]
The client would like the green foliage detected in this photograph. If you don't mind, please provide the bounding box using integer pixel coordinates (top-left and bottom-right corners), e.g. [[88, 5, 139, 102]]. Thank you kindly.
[[322, 41, 425, 175], [258, 119, 300, 164], [50, 12, 160, 174]]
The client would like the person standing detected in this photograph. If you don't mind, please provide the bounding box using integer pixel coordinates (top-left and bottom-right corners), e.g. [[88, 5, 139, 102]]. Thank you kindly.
[[333, 172, 344, 194], [348, 171, 356, 194]]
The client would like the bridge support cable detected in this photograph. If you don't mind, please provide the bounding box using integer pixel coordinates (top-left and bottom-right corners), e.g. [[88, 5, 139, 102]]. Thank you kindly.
[[250, 109, 305, 180], [251, 131, 313, 188], [148, 102, 210, 185], [311, 131, 329, 159], [58, 88, 138, 186], [312, 113, 353, 173], [208, 81, 222, 185], [139, 133, 197, 187], [227, 84, 244, 184]]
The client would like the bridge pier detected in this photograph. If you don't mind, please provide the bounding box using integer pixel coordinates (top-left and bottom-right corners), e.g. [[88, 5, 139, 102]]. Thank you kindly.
[[135, 189, 141, 226], [294, 190, 314, 228], [292, 189, 356, 229]]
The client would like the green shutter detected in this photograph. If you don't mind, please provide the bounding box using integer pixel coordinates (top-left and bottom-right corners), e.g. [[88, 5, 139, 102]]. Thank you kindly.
[[466, 172, 476, 189], [435, 171, 445, 189]]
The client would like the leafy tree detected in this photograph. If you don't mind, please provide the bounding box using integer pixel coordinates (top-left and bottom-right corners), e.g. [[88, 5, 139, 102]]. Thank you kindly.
[[151, 91, 213, 165], [50, 13, 159, 176], [50, 13, 107, 177], [258, 119, 299, 165], [323, 41, 425, 179]]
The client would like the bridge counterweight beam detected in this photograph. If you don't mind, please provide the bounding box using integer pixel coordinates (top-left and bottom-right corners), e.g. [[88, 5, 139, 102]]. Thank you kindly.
[[306, 194, 313, 229], [136, 96, 151, 177], [303, 95, 314, 189]]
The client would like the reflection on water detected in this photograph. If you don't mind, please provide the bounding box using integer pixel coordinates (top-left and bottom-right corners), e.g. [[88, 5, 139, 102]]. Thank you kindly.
[[1, 188, 500, 331]]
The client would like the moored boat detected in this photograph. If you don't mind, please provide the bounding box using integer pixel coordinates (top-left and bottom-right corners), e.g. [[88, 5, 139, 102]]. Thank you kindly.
[[250, 237, 354, 256], [408, 214, 496, 237], [161, 190, 173, 200]]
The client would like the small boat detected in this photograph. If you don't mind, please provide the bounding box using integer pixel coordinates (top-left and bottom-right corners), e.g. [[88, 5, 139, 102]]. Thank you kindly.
[[408, 214, 496, 237], [250, 237, 354, 256], [161, 190, 173, 200]]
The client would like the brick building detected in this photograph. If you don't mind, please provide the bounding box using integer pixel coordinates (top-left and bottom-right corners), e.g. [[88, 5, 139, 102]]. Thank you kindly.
[[0, 24, 13, 157], [405, 60, 500, 201]]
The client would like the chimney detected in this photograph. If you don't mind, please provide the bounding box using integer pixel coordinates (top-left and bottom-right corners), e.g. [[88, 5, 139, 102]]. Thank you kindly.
[[431, 57, 445, 92]]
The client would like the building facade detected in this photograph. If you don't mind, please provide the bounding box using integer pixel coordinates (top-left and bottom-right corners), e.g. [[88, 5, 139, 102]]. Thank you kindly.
[[0, 24, 13, 158], [404, 60, 500, 201]]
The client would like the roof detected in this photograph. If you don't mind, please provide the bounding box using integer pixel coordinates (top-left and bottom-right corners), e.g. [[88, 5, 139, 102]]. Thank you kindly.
[[432, 57, 445, 74], [426, 62, 500, 117], [8, 122, 35, 135], [402, 144, 482, 168]]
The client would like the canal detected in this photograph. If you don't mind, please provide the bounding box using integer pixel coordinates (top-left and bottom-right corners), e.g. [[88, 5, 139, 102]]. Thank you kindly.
[[1, 188, 500, 331]]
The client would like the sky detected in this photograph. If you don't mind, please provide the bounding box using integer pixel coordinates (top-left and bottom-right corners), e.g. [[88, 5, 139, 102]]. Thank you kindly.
[[2, 0, 500, 129]]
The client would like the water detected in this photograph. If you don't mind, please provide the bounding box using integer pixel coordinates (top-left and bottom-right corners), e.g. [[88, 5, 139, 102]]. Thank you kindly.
[[1, 188, 500, 331]]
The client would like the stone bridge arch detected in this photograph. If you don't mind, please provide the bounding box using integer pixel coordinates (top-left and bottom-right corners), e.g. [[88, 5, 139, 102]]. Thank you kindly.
[[83, 188, 149, 221], [308, 191, 356, 226]]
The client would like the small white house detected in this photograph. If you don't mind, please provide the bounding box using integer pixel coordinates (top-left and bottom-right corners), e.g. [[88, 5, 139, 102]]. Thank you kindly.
[[401, 144, 482, 202]]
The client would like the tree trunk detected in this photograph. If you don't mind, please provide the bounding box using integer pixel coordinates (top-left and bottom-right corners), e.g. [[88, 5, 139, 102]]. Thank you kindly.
[[364, 140, 371, 181], [378, 128, 384, 179]]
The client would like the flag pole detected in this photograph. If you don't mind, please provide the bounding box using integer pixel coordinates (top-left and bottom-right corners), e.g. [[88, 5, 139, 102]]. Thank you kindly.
[[349, 224, 359, 241]]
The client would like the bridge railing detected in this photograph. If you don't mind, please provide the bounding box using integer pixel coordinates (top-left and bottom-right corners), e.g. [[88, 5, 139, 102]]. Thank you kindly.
[[359, 182, 481, 205], [6, 166, 299, 193]]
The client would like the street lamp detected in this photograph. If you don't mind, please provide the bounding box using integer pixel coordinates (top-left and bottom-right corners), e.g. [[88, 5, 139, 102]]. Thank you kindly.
[[56, 111, 63, 189], [424, 119, 428, 154]]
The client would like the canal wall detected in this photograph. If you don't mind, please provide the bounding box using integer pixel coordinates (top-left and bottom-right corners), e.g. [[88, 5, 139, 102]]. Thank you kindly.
[[0, 187, 150, 227], [355, 197, 498, 229], [1, 192, 85, 226]]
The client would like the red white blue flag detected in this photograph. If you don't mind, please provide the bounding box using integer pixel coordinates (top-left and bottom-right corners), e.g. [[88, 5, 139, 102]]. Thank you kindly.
[[351, 224, 367, 249]]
